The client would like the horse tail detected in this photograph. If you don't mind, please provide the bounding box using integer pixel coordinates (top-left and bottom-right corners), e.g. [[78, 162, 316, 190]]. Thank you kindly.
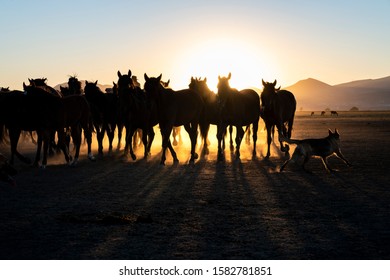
[[198, 118, 210, 142]]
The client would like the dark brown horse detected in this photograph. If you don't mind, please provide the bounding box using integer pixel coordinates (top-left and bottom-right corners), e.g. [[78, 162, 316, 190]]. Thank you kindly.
[[84, 81, 118, 155], [0, 86, 70, 167], [117, 70, 157, 160], [189, 77, 221, 154], [260, 79, 296, 158], [23, 84, 95, 167], [144, 74, 203, 165], [216, 73, 260, 160]]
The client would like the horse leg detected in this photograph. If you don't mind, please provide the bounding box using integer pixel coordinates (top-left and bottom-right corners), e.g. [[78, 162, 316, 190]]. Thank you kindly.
[[83, 125, 95, 161], [96, 126, 104, 156], [33, 131, 43, 167], [252, 121, 258, 158], [217, 123, 227, 161], [107, 123, 115, 153], [127, 127, 137, 160], [146, 127, 155, 157], [41, 132, 50, 169], [265, 124, 273, 159], [235, 126, 245, 160], [160, 125, 176, 165], [141, 128, 149, 159], [184, 123, 198, 163], [200, 122, 210, 155], [70, 126, 82, 165], [229, 125, 234, 151], [116, 124, 123, 151], [9, 128, 30, 165], [56, 129, 71, 165], [278, 123, 290, 155]]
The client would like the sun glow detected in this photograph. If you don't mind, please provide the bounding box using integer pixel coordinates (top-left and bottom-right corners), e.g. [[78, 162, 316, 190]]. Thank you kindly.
[[172, 38, 275, 92]]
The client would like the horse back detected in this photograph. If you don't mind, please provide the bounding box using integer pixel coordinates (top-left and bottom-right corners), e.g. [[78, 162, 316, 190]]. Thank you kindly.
[[160, 88, 203, 125], [222, 89, 260, 125]]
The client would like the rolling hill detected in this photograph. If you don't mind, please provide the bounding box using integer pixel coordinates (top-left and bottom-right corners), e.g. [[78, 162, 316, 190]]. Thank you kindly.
[[282, 76, 390, 111]]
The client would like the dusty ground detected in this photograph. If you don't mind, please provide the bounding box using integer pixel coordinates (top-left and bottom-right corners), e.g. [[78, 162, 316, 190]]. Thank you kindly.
[[0, 111, 389, 260]]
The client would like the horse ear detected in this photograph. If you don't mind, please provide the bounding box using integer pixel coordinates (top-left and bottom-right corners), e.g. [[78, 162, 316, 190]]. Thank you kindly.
[[218, 75, 221, 80], [276, 86, 281, 91], [273, 80, 277, 86], [94, 80, 98, 86], [23, 82, 27, 90], [204, 77, 207, 83], [144, 73, 149, 82], [167, 79, 170, 85], [262, 79, 266, 86], [28, 78, 32, 83], [157, 74, 162, 82], [128, 70, 132, 77], [328, 129, 333, 135], [117, 71, 122, 78], [228, 72, 231, 79]]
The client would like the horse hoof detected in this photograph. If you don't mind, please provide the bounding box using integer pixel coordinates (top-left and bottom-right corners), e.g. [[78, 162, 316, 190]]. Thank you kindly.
[[88, 154, 96, 161], [40, 164, 46, 169], [193, 152, 199, 160], [131, 154, 137, 161]]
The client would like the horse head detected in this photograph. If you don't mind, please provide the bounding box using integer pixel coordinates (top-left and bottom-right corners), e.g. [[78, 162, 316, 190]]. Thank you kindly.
[[217, 73, 232, 94], [189, 77, 214, 101], [29, 78, 48, 87], [68, 76, 82, 95], [144, 73, 163, 99], [160, 79, 170, 88], [260, 79, 279, 113], [117, 70, 134, 90], [60, 86, 70, 96]]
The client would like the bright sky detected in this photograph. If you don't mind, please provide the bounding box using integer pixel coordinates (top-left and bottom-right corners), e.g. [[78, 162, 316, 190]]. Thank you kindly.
[[1, 0, 389, 91]]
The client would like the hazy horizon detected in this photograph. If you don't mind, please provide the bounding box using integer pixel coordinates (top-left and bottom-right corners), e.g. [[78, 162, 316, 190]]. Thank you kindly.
[[1, 0, 389, 91]]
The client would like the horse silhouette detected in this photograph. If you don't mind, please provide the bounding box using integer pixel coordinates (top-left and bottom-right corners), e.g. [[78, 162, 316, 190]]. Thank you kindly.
[[117, 70, 157, 160], [84, 81, 118, 155], [24, 84, 95, 166], [144, 74, 203, 165], [260, 79, 296, 158], [216, 73, 260, 161], [0, 85, 70, 167]]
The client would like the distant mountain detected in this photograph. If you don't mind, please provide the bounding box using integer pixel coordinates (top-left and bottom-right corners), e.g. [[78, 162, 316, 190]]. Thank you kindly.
[[283, 76, 390, 111], [54, 80, 112, 93]]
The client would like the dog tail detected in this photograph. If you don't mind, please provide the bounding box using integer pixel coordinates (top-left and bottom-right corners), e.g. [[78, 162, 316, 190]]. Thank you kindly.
[[280, 135, 302, 145]]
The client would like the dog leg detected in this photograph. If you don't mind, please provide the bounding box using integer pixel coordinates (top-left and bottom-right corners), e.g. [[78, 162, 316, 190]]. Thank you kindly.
[[280, 159, 290, 172], [335, 150, 351, 167], [321, 157, 334, 172]]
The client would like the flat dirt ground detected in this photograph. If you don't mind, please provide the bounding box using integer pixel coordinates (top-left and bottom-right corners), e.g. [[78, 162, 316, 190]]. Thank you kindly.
[[0, 111, 389, 260]]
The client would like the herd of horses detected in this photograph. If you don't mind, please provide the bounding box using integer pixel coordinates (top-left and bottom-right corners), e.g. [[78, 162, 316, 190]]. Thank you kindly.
[[0, 71, 297, 173]]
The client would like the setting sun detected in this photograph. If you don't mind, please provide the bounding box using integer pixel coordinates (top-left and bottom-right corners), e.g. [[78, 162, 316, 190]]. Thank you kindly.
[[172, 38, 276, 91]]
